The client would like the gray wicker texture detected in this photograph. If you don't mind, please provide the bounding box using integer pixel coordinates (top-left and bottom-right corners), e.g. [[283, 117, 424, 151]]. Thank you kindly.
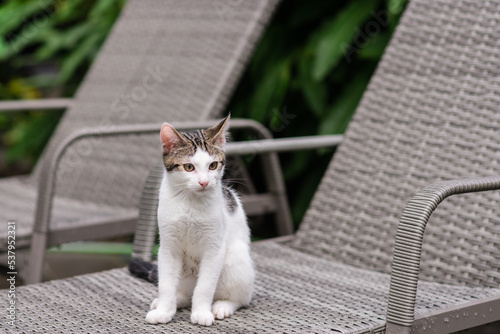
[[0, 177, 134, 251], [4, 241, 499, 333], [290, 0, 500, 289], [0, 0, 279, 247]]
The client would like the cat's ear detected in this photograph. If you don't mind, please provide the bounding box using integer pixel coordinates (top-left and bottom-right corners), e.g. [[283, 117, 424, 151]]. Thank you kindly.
[[160, 123, 185, 154], [206, 114, 230, 148]]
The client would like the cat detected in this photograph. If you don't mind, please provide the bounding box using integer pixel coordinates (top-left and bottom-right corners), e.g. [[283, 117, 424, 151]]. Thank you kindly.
[[128, 114, 255, 326]]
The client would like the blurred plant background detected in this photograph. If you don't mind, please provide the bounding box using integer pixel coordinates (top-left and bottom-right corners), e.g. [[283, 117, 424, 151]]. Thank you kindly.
[[231, 0, 407, 228], [0, 0, 125, 175], [0, 0, 407, 229]]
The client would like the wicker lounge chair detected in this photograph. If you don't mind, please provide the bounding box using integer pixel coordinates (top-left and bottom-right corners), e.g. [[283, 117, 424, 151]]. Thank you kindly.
[[0, 0, 283, 284], [3, 0, 500, 332]]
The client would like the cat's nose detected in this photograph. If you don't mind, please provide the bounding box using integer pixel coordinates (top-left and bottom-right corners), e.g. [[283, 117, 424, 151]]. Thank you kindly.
[[199, 181, 209, 189]]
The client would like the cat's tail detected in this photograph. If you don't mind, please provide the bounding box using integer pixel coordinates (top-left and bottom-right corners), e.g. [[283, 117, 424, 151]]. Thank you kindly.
[[128, 259, 158, 285]]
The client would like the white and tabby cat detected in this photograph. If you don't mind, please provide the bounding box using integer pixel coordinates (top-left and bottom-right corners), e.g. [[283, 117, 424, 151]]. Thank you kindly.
[[129, 114, 254, 326]]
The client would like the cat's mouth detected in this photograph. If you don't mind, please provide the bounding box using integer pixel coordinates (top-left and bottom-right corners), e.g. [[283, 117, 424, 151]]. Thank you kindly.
[[196, 186, 209, 193]]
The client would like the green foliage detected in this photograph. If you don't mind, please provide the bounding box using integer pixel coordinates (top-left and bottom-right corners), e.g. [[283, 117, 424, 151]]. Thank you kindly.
[[228, 0, 408, 227], [311, 0, 379, 81], [0, 0, 125, 174], [0, 0, 124, 86]]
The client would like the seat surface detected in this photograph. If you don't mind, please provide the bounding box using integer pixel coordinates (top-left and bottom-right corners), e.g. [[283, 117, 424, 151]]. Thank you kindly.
[[0, 177, 135, 251], [4, 241, 499, 333]]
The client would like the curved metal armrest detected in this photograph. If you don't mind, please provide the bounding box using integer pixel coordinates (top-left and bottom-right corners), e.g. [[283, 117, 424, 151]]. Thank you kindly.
[[225, 135, 343, 155], [34, 123, 160, 235], [386, 176, 500, 331], [0, 98, 72, 111]]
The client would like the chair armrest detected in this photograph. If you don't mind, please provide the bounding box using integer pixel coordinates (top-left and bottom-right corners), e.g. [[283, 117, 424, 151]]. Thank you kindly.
[[132, 134, 343, 261], [33, 123, 161, 235], [28, 119, 343, 282], [35, 120, 342, 234], [131, 129, 344, 261], [0, 98, 72, 111], [386, 176, 500, 332], [225, 135, 343, 155]]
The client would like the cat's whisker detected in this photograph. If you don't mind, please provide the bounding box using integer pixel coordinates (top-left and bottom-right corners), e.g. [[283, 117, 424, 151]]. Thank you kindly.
[[171, 186, 191, 199], [222, 177, 249, 182], [222, 179, 251, 189]]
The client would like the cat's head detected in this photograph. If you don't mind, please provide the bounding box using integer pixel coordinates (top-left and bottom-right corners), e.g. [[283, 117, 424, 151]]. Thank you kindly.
[[160, 114, 230, 194]]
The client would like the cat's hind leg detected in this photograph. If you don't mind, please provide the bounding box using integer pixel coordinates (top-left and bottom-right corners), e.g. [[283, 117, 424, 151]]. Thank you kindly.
[[212, 243, 254, 319], [150, 298, 159, 310], [212, 300, 239, 320]]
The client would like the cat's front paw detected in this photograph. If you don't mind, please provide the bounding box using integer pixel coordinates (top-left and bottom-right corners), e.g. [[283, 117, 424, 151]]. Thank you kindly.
[[145, 308, 175, 325], [191, 309, 215, 326]]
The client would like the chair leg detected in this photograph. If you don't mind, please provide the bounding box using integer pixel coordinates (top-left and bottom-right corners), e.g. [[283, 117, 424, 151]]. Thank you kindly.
[[25, 232, 47, 284], [260, 153, 294, 235], [386, 322, 411, 334]]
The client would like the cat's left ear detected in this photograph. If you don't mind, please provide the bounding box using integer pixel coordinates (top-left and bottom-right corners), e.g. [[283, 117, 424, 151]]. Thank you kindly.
[[206, 114, 230, 148], [161, 122, 186, 154]]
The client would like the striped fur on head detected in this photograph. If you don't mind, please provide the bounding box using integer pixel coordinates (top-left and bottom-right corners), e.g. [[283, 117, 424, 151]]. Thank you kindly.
[[160, 115, 229, 173]]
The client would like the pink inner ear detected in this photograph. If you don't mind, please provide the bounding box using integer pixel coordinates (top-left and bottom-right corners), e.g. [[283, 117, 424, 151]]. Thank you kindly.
[[161, 123, 180, 153]]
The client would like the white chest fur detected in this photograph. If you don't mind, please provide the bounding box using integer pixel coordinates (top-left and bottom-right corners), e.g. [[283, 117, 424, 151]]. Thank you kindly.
[[157, 172, 226, 248]]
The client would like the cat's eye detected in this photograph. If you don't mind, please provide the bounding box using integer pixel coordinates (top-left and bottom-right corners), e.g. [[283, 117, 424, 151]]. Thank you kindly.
[[209, 162, 218, 170], [184, 163, 195, 172]]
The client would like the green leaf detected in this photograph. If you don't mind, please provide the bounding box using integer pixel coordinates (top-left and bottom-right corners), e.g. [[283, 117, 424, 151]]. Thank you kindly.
[[319, 71, 372, 135], [0, 37, 9, 60], [387, 0, 407, 15], [35, 23, 94, 60], [282, 150, 313, 180], [89, 0, 124, 21], [311, 0, 380, 81], [57, 32, 102, 83], [249, 26, 287, 80], [288, 1, 340, 28], [301, 80, 327, 117], [0, 1, 45, 36], [249, 58, 290, 123], [357, 31, 391, 60], [298, 54, 327, 117], [55, 0, 90, 22], [5, 111, 61, 164]]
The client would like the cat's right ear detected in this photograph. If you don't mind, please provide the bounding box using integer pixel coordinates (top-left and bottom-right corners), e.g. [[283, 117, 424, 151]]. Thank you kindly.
[[160, 123, 185, 154]]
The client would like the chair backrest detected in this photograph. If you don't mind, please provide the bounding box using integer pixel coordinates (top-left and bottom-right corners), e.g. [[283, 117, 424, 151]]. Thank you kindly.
[[291, 0, 500, 288], [31, 0, 279, 208]]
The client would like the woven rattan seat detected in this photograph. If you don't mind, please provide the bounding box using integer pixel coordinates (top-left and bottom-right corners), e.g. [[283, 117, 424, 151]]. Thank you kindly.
[[0, 177, 134, 251], [8, 242, 500, 333]]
